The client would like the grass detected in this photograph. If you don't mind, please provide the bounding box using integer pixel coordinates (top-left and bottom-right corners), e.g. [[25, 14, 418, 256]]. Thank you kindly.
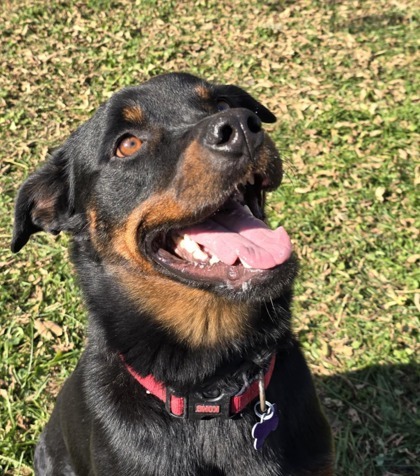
[[0, 0, 418, 474]]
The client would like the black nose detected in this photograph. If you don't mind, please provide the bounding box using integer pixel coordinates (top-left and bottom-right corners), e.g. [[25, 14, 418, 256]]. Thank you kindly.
[[203, 109, 263, 158]]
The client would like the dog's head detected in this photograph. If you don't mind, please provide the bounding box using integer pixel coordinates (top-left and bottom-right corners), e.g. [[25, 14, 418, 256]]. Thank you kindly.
[[12, 73, 297, 348]]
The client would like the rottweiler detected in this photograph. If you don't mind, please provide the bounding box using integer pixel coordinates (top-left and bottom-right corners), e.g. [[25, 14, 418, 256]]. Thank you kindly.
[[12, 73, 333, 476]]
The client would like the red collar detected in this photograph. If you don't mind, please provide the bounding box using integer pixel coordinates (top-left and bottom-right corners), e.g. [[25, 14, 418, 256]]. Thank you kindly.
[[123, 354, 276, 419]]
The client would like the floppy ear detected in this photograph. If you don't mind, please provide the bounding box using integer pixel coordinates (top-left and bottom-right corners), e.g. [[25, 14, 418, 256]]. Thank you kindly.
[[215, 84, 276, 123], [11, 149, 73, 253]]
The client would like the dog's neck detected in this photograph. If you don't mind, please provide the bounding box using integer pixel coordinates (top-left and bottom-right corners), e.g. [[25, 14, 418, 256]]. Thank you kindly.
[[74, 240, 294, 392]]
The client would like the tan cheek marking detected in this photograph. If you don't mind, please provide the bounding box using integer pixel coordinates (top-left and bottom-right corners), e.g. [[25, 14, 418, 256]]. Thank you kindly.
[[175, 140, 225, 205], [122, 105, 144, 123], [87, 190, 193, 268], [114, 267, 252, 348], [108, 193, 188, 270], [88, 208, 100, 249], [88, 208, 123, 261], [255, 134, 282, 187]]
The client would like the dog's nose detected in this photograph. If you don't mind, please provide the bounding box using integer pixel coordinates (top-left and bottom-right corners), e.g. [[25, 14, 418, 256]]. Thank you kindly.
[[203, 109, 263, 158]]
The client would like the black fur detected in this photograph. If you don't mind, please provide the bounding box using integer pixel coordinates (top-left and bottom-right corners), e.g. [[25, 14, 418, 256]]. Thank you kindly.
[[12, 73, 333, 475]]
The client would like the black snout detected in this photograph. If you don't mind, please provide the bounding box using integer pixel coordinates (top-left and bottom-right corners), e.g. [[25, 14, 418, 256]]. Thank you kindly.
[[203, 109, 263, 158]]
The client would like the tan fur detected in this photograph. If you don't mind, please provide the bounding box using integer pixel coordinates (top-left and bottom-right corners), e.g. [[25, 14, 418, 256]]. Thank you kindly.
[[89, 195, 185, 268], [319, 466, 335, 476], [31, 194, 60, 228], [174, 140, 223, 204], [88, 208, 101, 251], [114, 266, 252, 348], [195, 84, 211, 100], [302, 465, 335, 476], [254, 134, 282, 186], [122, 105, 144, 123]]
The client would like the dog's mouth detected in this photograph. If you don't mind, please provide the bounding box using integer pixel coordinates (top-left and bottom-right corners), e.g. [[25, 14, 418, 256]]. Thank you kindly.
[[145, 174, 292, 288]]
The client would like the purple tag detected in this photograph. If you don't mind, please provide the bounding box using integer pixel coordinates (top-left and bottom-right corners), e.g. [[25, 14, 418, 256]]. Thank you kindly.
[[252, 402, 279, 450]]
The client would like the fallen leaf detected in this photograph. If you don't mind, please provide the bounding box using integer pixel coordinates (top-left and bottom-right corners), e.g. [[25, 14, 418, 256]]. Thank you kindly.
[[34, 319, 63, 339], [375, 187, 386, 202]]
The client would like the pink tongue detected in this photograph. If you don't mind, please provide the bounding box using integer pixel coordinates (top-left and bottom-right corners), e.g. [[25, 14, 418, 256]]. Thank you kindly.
[[180, 201, 292, 269]]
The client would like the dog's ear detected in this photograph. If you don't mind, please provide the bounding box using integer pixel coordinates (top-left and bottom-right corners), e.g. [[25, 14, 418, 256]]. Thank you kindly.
[[11, 149, 73, 253], [215, 84, 276, 123]]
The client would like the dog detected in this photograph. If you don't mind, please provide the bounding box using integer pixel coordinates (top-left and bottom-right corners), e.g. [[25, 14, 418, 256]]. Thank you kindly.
[[12, 73, 333, 475]]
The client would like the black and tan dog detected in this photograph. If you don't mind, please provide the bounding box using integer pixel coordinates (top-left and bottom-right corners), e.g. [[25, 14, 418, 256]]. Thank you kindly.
[[12, 73, 333, 475]]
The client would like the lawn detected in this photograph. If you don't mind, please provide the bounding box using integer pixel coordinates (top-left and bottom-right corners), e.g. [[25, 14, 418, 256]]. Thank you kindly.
[[0, 0, 418, 474]]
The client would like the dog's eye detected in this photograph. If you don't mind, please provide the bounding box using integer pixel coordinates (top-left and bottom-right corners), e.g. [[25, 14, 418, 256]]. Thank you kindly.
[[216, 100, 231, 112], [115, 135, 143, 158]]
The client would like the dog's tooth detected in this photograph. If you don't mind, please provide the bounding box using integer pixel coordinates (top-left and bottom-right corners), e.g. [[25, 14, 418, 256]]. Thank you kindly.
[[177, 234, 199, 253], [172, 235, 191, 254], [247, 175, 255, 185], [193, 249, 209, 262], [174, 233, 209, 262], [172, 234, 183, 250], [209, 255, 220, 265], [181, 236, 195, 252], [240, 257, 254, 269]]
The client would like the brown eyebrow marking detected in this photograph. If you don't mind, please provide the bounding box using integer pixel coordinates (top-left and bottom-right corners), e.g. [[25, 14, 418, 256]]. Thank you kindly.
[[122, 105, 144, 123]]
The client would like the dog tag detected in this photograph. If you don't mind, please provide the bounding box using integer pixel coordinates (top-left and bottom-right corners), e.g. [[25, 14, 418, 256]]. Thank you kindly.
[[252, 401, 279, 450]]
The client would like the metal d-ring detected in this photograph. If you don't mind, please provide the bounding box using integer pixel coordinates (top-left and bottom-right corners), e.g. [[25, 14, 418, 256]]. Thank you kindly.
[[254, 400, 274, 419]]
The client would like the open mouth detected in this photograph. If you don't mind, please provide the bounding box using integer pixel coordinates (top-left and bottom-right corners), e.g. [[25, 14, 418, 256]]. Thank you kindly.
[[146, 175, 292, 288]]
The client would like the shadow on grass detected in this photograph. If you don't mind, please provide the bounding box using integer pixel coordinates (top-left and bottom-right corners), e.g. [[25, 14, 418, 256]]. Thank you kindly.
[[326, 2, 412, 35], [343, 13, 408, 33], [316, 363, 419, 476]]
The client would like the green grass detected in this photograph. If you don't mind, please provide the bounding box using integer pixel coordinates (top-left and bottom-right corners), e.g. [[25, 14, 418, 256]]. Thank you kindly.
[[0, 1, 418, 474]]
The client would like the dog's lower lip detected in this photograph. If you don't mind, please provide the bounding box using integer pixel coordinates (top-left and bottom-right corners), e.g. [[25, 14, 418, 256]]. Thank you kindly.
[[145, 224, 291, 289], [142, 223, 271, 286], [152, 246, 272, 286]]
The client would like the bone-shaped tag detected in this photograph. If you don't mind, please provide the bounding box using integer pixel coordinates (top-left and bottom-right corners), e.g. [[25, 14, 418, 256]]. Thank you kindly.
[[252, 402, 279, 450]]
